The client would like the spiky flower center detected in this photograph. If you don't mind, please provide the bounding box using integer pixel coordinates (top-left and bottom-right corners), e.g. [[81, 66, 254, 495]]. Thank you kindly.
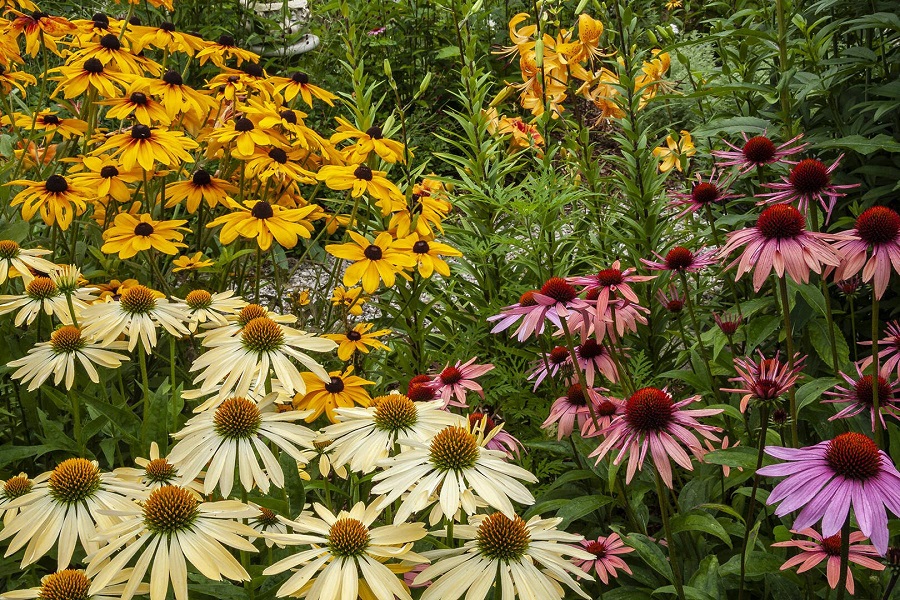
[[853, 375, 891, 406], [825, 432, 881, 481], [374, 394, 418, 432], [407, 383, 435, 401], [134, 222, 154, 236], [540, 277, 577, 303], [0, 240, 20, 259], [771, 407, 788, 424], [49, 458, 100, 503], [691, 182, 719, 206], [38, 569, 91, 600], [324, 376, 345, 393], [185, 289, 212, 310], [549, 346, 569, 364], [566, 384, 587, 406], [585, 539, 608, 558], [143, 485, 199, 534], [144, 458, 176, 483], [596, 268, 623, 287], [742, 136, 776, 164], [50, 326, 86, 354], [624, 387, 675, 433], [353, 165, 373, 181], [597, 400, 618, 417], [440, 366, 463, 385], [820, 534, 843, 556], [255, 506, 279, 526], [756, 205, 805, 240], [856, 206, 900, 246], [26, 276, 58, 299], [664, 246, 695, 271], [789, 159, 830, 195], [3, 474, 32, 499], [363, 245, 383, 260], [250, 201, 274, 220], [45, 174, 68, 193], [430, 426, 478, 471], [328, 518, 370, 557], [237, 304, 267, 326], [241, 317, 284, 352], [476, 513, 530, 561], [120, 285, 157, 314], [578, 339, 604, 360], [518, 290, 537, 307], [214, 397, 262, 439]]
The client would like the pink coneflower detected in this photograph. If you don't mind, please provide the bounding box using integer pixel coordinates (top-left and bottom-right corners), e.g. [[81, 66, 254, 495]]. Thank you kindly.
[[575, 533, 634, 584], [705, 436, 742, 477], [429, 357, 494, 409], [641, 245, 718, 273], [714, 311, 742, 336], [469, 411, 524, 458], [836, 275, 862, 297], [718, 204, 844, 291], [581, 395, 624, 438], [568, 295, 649, 342], [574, 338, 618, 385], [527, 345, 571, 390], [669, 170, 739, 217], [772, 528, 884, 594], [487, 289, 540, 340], [722, 351, 806, 412], [657, 285, 684, 313], [407, 374, 438, 402], [758, 431, 900, 554], [489, 278, 590, 342], [542, 382, 605, 440], [568, 260, 654, 326], [712, 132, 807, 174], [759, 156, 858, 220], [833, 206, 900, 299], [860, 320, 900, 379], [823, 364, 900, 431], [588, 387, 722, 487]]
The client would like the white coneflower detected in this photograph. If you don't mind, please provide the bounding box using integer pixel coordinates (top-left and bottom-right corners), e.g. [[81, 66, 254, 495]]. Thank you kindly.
[[85, 485, 258, 600], [0, 240, 57, 284], [0, 473, 32, 526], [0, 458, 140, 569], [0, 568, 149, 600], [0, 276, 76, 326], [371, 425, 537, 524], [189, 316, 334, 399], [196, 302, 297, 341], [169, 289, 247, 333], [111, 441, 203, 495], [324, 395, 464, 474], [168, 393, 317, 497], [7, 325, 129, 391], [248, 503, 288, 547], [417, 512, 594, 600], [263, 500, 428, 599], [80, 284, 190, 353]]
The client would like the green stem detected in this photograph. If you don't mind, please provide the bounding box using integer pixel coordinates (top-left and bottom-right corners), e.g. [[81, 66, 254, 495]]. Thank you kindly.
[[138, 343, 151, 452], [834, 518, 851, 600], [254, 245, 262, 303], [738, 404, 770, 600], [654, 469, 685, 600], [678, 272, 721, 403], [872, 294, 883, 448], [65, 293, 80, 328], [775, 0, 793, 135], [445, 517, 454, 549], [69, 388, 83, 456], [776, 277, 799, 446]]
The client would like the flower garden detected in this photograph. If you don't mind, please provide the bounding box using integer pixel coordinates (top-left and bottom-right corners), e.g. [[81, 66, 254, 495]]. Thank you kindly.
[[0, 0, 898, 598]]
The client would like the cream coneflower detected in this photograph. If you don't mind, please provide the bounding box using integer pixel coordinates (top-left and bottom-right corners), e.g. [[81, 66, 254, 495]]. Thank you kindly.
[[189, 316, 334, 399], [85, 485, 258, 600], [371, 425, 537, 524], [7, 325, 128, 391], [0, 568, 149, 600], [80, 285, 191, 353], [416, 512, 593, 600], [0, 458, 140, 569], [169, 289, 247, 332], [248, 503, 287, 548], [0, 276, 79, 326], [323, 396, 464, 473], [111, 441, 202, 495], [0, 240, 57, 284], [0, 473, 32, 526], [168, 394, 316, 497], [262, 500, 428, 599], [194, 302, 297, 342]]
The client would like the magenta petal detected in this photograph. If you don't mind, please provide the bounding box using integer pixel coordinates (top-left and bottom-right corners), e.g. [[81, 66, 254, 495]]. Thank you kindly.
[[794, 479, 842, 531], [820, 479, 853, 537]]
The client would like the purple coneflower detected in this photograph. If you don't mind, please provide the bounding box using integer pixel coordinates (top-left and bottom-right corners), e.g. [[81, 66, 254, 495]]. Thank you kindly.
[[641, 245, 718, 274], [468, 411, 524, 458], [574, 338, 618, 386], [860, 320, 900, 379], [758, 156, 858, 220], [567, 295, 649, 342], [722, 351, 805, 412], [833, 206, 900, 299], [835, 275, 862, 297], [568, 260, 654, 326], [714, 311, 742, 336], [527, 345, 571, 391], [542, 382, 605, 440], [823, 364, 900, 431], [580, 396, 623, 438], [574, 533, 634, 584], [657, 285, 684, 313], [772, 528, 884, 594], [429, 357, 493, 409], [758, 431, 900, 554], [712, 132, 807, 174], [588, 387, 722, 487], [669, 170, 739, 217], [718, 204, 844, 291]]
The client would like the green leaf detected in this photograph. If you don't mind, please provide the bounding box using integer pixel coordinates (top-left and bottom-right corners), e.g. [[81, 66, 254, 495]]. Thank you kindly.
[[435, 46, 461, 60], [0, 444, 51, 467], [689, 555, 722, 597], [719, 551, 783, 578], [704, 446, 761, 470], [815, 134, 900, 155], [652, 585, 717, 600], [698, 503, 745, 523], [555, 495, 613, 528], [624, 533, 673, 580], [279, 451, 305, 517], [82, 396, 141, 443], [788, 280, 827, 317], [796, 377, 840, 411], [745, 315, 780, 353], [808, 319, 850, 371], [670, 511, 732, 547]]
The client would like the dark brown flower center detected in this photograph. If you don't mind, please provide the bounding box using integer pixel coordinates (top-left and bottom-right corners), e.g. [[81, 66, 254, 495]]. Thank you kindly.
[[160, 21, 176, 32], [476, 512, 530, 560], [578, 339, 604, 360], [756, 204, 805, 240], [214, 397, 262, 439], [549, 346, 569, 364], [430, 426, 479, 471], [134, 222, 154, 236], [100, 34, 120, 50], [346, 330, 362, 341], [856, 206, 900, 246], [243, 63, 263, 78], [251, 201, 274, 220], [234, 117, 254, 132], [353, 165, 373, 181], [825, 432, 881, 481], [585, 539, 607, 558], [41, 114, 61, 125], [268, 148, 288, 163], [407, 383, 435, 401], [100, 165, 119, 178], [363, 244, 383, 260], [143, 485, 199, 533], [742, 136, 776, 164], [597, 399, 618, 417], [366, 126, 383, 139], [789, 159, 830, 195], [596, 268, 624, 287], [624, 387, 674, 433], [566, 383, 587, 406], [820, 534, 842, 556], [279, 110, 297, 124], [328, 518, 370, 557], [131, 124, 152, 139], [540, 276, 577, 303], [691, 182, 719, 205], [45, 174, 68, 193], [664, 246, 695, 271], [83, 58, 104, 74], [440, 366, 463, 385], [324, 376, 345, 394], [218, 34, 235, 46], [38, 569, 91, 600], [412, 240, 430, 254], [49, 458, 100, 503], [291, 72, 309, 84], [129, 91, 148, 105], [192, 169, 212, 186], [163, 70, 183, 85]]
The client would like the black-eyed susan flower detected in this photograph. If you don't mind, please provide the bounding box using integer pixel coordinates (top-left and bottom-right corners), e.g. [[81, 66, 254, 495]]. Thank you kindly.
[[164, 168, 236, 213], [172, 252, 214, 272], [0, 240, 57, 284], [2, 110, 87, 139], [70, 155, 141, 202], [244, 146, 316, 183], [68, 32, 159, 76], [98, 87, 171, 125], [89, 278, 140, 301], [95, 124, 199, 171], [326, 231, 417, 293], [71, 12, 125, 43], [100, 213, 188, 259], [330, 117, 409, 164], [50, 57, 128, 99], [135, 70, 219, 122], [323, 322, 391, 361], [6, 10, 76, 57], [204, 114, 286, 159], [206, 63, 275, 101], [330, 285, 365, 316], [317, 164, 406, 216], [7, 173, 90, 230], [130, 21, 206, 55], [0, 64, 36, 95], [207, 200, 317, 251], [293, 367, 374, 422], [395, 233, 462, 278], [195, 34, 260, 67], [272, 71, 337, 107], [389, 187, 452, 238]]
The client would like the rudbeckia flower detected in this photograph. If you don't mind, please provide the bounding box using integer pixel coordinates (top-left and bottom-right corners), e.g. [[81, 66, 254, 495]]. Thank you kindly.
[[1, 110, 87, 139], [207, 200, 317, 251], [135, 70, 219, 122], [101, 213, 188, 259], [164, 168, 236, 213], [98, 88, 172, 125], [195, 33, 260, 67], [326, 231, 417, 293], [68, 32, 159, 75], [317, 164, 406, 216], [50, 57, 128, 99], [293, 367, 375, 422], [330, 117, 409, 164], [95, 124, 199, 171], [204, 114, 286, 159], [7, 173, 90, 230], [272, 71, 337, 107], [130, 21, 206, 55], [330, 285, 366, 316], [172, 252, 215, 272], [395, 233, 462, 278], [323, 322, 391, 361], [6, 10, 76, 57], [0, 64, 36, 95], [69, 155, 141, 202], [243, 146, 317, 183]]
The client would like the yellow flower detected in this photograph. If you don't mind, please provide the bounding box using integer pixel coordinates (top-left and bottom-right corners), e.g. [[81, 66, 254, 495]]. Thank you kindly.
[[204, 114, 286, 159], [207, 200, 317, 251], [244, 146, 317, 184], [665, 0, 683, 9], [7, 174, 90, 230], [90, 278, 148, 301], [272, 71, 337, 107], [6, 10, 76, 57], [206, 64, 275, 101], [2, 110, 87, 139], [323, 322, 391, 361], [195, 34, 260, 67], [68, 33, 160, 76], [293, 367, 374, 422], [130, 22, 206, 56], [94, 124, 199, 171], [330, 117, 409, 164], [653, 130, 696, 173], [331, 286, 365, 316], [91, 199, 141, 227], [290, 289, 311, 308], [173, 252, 215, 272], [395, 233, 462, 278], [164, 168, 236, 213], [101, 213, 187, 259], [0, 64, 36, 95], [97, 87, 172, 126], [326, 231, 417, 294], [49, 57, 129, 99], [134, 71, 219, 123], [70, 155, 142, 202], [316, 164, 406, 216]]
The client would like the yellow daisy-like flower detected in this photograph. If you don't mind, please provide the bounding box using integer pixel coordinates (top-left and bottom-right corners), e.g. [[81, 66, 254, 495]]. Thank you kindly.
[[653, 129, 696, 173], [97, 87, 172, 126], [134, 71, 219, 123], [330, 285, 366, 316], [206, 63, 275, 101], [204, 114, 286, 159], [7, 174, 90, 230], [172, 252, 215, 272], [70, 155, 141, 202], [207, 200, 317, 251], [316, 164, 406, 216], [2, 110, 87, 139], [90, 278, 142, 302], [68, 32, 160, 76], [94, 124, 199, 171], [130, 22, 206, 55], [6, 10, 76, 57], [326, 231, 417, 294], [389, 182, 452, 238], [395, 233, 462, 278], [164, 168, 236, 213], [293, 367, 374, 422], [323, 322, 391, 361], [195, 34, 260, 67], [330, 117, 409, 164], [0, 64, 36, 95], [243, 146, 317, 184], [272, 71, 337, 107], [101, 213, 188, 259], [49, 57, 128, 99], [91, 199, 141, 227]]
